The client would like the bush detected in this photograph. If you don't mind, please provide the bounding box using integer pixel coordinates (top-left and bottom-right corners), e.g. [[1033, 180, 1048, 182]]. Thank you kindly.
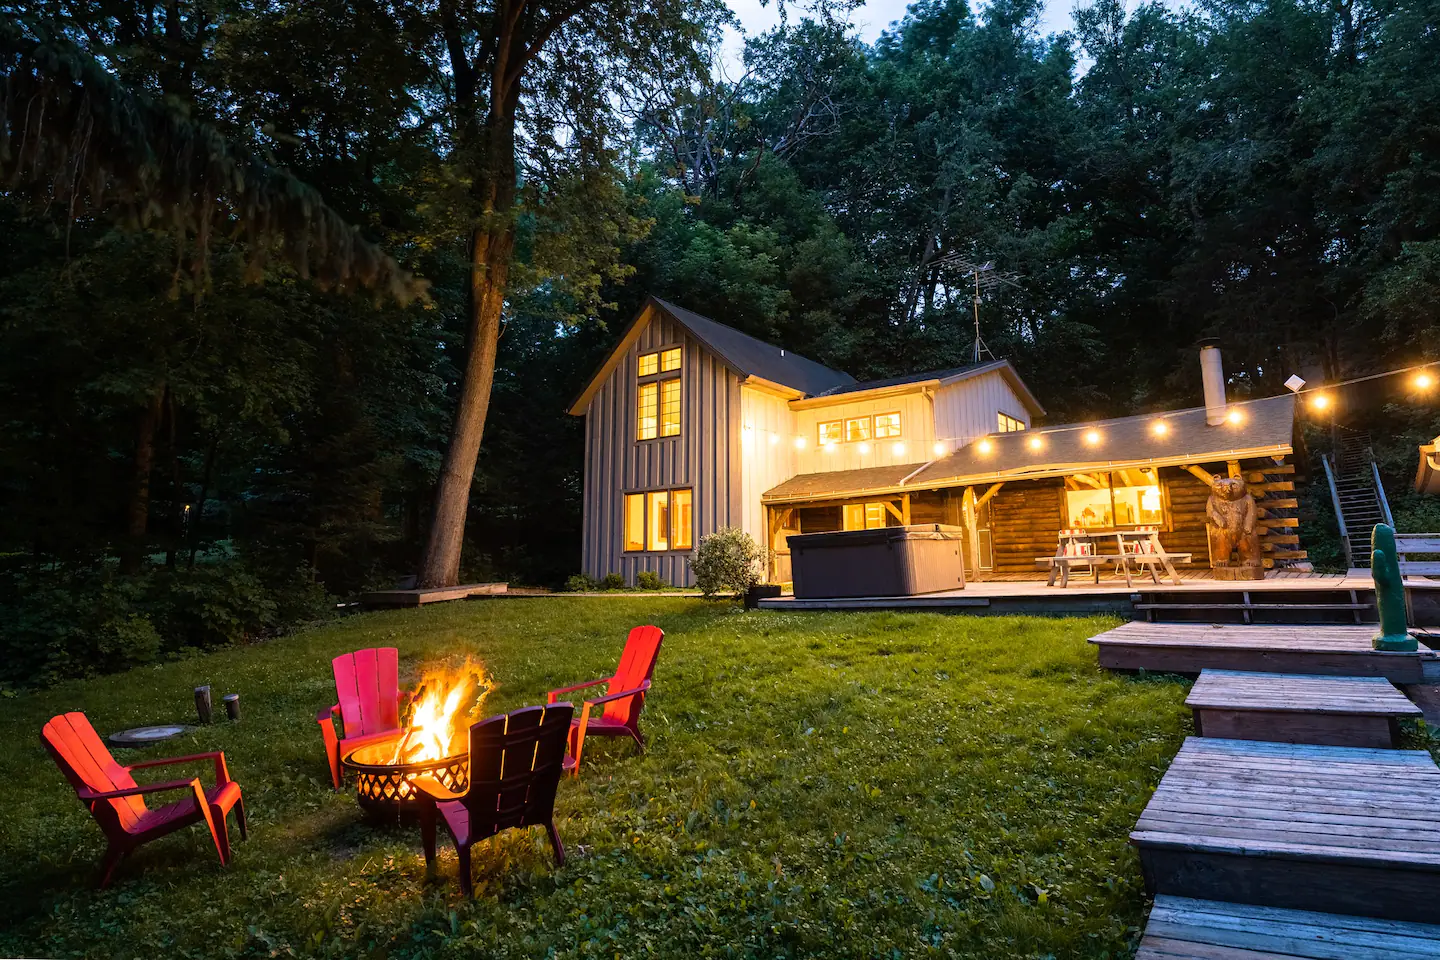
[[691, 527, 764, 599], [599, 572, 625, 590], [565, 573, 597, 592], [636, 570, 664, 590]]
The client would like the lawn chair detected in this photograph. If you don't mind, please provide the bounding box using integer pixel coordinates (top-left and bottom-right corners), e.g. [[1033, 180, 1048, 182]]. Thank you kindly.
[[42, 711, 247, 888], [317, 647, 405, 790], [415, 703, 573, 896], [546, 625, 663, 774]]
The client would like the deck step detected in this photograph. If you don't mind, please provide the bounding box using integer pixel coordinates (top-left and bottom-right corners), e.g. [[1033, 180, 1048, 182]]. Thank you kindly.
[[1138, 896, 1440, 959], [1186, 670, 1422, 748], [1131, 738, 1440, 922], [1135, 603, 1371, 611]]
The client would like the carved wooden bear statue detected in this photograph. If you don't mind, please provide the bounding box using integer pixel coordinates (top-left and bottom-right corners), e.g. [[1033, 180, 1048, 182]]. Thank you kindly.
[[1205, 475, 1261, 570]]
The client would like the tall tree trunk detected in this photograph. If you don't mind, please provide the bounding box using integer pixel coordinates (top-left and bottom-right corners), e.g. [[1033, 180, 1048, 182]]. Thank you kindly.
[[120, 383, 166, 574]]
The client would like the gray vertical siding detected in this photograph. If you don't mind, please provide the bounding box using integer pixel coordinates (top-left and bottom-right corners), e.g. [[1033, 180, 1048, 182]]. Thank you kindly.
[[580, 312, 742, 586]]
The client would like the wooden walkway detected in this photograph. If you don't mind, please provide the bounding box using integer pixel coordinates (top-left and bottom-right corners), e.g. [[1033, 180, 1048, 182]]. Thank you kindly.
[[1131, 737, 1440, 923], [1137, 896, 1440, 958], [1186, 671, 1422, 748], [1088, 622, 1436, 681]]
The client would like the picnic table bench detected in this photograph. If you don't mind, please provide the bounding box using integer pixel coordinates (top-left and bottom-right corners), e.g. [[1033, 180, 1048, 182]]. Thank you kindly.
[[1040, 528, 1190, 587]]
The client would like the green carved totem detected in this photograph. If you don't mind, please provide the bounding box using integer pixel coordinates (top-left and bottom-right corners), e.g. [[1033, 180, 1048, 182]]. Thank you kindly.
[[1371, 523, 1417, 652]]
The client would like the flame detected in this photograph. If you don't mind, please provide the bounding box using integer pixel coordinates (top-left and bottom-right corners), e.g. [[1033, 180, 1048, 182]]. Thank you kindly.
[[389, 657, 491, 764]]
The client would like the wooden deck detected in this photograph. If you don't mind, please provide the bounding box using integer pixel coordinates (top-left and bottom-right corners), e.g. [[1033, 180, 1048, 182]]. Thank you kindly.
[[1131, 737, 1440, 923], [1186, 671, 1422, 748], [1088, 622, 1437, 682], [1137, 896, 1440, 959]]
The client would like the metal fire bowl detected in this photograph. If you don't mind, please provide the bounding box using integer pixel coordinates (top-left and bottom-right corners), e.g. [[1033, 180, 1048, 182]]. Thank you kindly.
[[343, 738, 469, 819]]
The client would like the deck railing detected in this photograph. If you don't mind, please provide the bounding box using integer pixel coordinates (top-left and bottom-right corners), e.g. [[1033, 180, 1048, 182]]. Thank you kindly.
[[1321, 453, 1352, 569]]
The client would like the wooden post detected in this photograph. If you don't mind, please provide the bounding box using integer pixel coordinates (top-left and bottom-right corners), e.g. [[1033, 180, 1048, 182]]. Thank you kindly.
[[901, 494, 911, 525], [961, 487, 979, 581]]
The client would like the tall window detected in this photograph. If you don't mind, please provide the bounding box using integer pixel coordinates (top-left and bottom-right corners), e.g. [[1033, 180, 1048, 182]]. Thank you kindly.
[[623, 488, 693, 551], [660, 379, 681, 437], [1063, 469, 1164, 529], [874, 412, 902, 438], [998, 412, 1026, 432], [637, 347, 682, 440], [637, 382, 658, 440]]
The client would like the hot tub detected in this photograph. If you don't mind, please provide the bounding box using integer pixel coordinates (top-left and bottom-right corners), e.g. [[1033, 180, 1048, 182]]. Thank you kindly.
[[787, 524, 966, 599]]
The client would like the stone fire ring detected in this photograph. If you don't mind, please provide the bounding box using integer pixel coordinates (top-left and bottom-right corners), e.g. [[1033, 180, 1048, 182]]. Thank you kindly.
[[343, 737, 469, 817]]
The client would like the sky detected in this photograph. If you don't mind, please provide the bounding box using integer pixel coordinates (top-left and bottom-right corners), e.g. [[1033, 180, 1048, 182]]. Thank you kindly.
[[721, 0, 1087, 65]]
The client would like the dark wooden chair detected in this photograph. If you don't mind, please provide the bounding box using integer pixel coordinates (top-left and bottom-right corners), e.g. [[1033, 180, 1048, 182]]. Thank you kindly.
[[415, 703, 573, 896], [317, 647, 405, 789], [546, 625, 664, 774], [42, 711, 247, 888]]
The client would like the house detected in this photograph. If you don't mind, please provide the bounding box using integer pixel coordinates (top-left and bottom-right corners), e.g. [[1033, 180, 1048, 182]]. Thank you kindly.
[[568, 298, 1305, 587]]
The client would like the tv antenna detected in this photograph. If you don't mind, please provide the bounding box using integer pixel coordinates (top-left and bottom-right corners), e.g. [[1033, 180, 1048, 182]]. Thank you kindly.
[[930, 253, 1022, 363]]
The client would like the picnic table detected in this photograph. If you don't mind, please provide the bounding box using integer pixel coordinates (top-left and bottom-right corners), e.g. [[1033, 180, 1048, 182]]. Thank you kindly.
[[1040, 528, 1190, 587]]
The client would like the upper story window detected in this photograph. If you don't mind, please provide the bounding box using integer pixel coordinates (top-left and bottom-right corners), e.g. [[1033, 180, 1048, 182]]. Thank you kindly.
[[998, 412, 1026, 433], [636, 346, 682, 440], [818, 413, 902, 445], [874, 413, 902, 438], [844, 417, 871, 442], [818, 420, 843, 445]]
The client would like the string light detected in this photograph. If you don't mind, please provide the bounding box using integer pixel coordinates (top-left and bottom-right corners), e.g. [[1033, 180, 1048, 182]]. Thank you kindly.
[[823, 442, 838, 455], [1027, 435, 1043, 451], [1226, 408, 1244, 424], [857, 442, 871, 455], [892, 442, 906, 457], [768, 433, 778, 446], [1311, 394, 1332, 411], [794, 436, 807, 449], [1152, 420, 1169, 436], [1084, 429, 1101, 445], [1416, 373, 1435, 391], [977, 438, 994, 454], [932, 441, 947, 457]]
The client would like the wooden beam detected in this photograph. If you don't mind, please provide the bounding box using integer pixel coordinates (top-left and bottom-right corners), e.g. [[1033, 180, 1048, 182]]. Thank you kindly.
[[974, 482, 1006, 509], [883, 501, 905, 523], [1181, 464, 1220, 489]]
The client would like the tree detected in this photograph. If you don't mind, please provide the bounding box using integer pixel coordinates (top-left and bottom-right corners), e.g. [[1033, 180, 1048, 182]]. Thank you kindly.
[[414, 0, 727, 587]]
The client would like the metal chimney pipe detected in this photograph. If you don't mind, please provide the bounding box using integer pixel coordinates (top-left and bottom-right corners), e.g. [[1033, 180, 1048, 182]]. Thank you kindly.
[[1199, 339, 1227, 426]]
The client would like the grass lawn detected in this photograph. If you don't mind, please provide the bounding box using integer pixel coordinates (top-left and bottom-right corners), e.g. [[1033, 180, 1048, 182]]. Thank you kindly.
[[0, 599, 1196, 959]]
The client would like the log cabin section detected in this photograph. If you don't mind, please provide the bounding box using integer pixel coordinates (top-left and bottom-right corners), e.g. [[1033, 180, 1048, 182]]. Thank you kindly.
[[570, 298, 1306, 586]]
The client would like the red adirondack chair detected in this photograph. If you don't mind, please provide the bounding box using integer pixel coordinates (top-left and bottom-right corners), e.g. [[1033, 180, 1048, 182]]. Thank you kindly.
[[546, 624, 663, 774], [317, 647, 405, 790], [416, 702, 573, 896], [41, 712, 247, 888]]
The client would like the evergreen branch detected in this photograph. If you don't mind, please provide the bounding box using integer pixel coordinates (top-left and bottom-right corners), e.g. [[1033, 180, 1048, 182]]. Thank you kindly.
[[0, 18, 426, 303]]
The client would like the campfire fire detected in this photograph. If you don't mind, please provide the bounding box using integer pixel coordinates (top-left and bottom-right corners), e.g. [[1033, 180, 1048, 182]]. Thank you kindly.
[[344, 656, 492, 816], [391, 657, 492, 764]]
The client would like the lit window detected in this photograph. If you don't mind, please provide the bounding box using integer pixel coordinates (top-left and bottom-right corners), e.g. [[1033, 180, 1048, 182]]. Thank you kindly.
[[874, 413, 901, 438], [660, 347, 682, 372], [672, 489, 693, 549], [637, 382, 658, 440], [624, 494, 645, 551], [818, 421, 843, 445], [623, 488, 693, 551], [1063, 469, 1164, 529], [660, 379, 681, 437], [638, 352, 658, 376], [998, 413, 1026, 433], [647, 491, 670, 551], [843, 502, 889, 530], [845, 417, 871, 442]]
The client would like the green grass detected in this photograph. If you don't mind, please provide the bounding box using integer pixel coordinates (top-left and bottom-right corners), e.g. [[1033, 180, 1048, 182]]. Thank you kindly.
[[0, 599, 1195, 959]]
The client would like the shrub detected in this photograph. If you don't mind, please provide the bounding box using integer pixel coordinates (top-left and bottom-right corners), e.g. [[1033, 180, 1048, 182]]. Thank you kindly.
[[636, 570, 664, 590], [691, 527, 764, 599], [565, 573, 597, 592], [599, 572, 625, 590]]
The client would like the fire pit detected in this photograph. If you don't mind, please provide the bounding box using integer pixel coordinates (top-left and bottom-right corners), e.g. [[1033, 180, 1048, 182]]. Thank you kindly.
[[340, 655, 489, 819], [344, 739, 468, 818]]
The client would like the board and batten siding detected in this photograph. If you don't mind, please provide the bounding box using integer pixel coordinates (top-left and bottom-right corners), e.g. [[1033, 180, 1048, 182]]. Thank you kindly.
[[739, 385, 796, 546], [933, 372, 1032, 452], [791, 391, 936, 474], [580, 312, 742, 586]]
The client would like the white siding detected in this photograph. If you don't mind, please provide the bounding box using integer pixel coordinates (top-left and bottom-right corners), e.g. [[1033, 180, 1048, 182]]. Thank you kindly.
[[739, 386, 797, 543], [580, 313, 742, 586], [791, 391, 936, 474], [933, 372, 1032, 455]]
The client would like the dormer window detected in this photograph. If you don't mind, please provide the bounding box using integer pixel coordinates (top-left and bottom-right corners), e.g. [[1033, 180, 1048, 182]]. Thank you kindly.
[[844, 417, 871, 442], [874, 413, 901, 438], [998, 412, 1026, 432], [818, 420, 843, 445], [637, 347, 682, 440]]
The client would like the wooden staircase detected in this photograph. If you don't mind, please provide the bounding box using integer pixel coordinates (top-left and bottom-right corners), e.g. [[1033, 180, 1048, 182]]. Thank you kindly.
[[1324, 431, 1394, 568]]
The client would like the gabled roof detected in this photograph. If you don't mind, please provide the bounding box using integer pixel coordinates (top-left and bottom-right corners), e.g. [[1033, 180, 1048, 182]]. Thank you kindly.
[[763, 394, 1296, 503], [796, 358, 1046, 418], [568, 297, 854, 415]]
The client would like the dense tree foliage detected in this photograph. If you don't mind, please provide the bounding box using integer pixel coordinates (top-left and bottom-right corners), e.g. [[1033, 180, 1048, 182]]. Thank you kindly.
[[3, 0, 1440, 679]]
